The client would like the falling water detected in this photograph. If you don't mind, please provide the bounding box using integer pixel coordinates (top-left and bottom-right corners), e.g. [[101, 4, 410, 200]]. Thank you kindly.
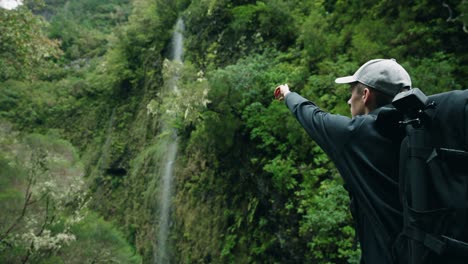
[[156, 139, 177, 264], [155, 18, 184, 264], [167, 18, 185, 94], [171, 18, 184, 63]]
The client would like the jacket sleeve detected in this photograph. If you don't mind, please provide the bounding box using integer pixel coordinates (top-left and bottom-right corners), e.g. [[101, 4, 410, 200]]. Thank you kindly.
[[285, 92, 358, 156]]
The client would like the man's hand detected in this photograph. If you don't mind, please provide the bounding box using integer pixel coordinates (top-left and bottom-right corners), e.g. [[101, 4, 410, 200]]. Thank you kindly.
[[274, 84, 290, 101]]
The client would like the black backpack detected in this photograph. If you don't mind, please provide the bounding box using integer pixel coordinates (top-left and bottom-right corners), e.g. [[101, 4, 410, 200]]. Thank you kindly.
[[391, 88, 468, 264]]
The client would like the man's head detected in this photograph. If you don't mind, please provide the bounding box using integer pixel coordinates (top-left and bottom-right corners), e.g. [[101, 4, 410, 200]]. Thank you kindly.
[[335, 59, 411, 116]]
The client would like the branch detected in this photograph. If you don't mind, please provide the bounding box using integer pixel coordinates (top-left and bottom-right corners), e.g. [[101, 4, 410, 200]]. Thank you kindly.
[[23, 195, 55, 264], [37, 196, 50, 236], [22, 246, 31, 264], [442, 1, 468, 33], [0, 175, 34, 242], [442, 2, 455, 22]]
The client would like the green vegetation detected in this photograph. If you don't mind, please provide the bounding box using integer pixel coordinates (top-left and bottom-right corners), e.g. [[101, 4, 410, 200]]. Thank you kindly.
[[1, 0, 466, 263]]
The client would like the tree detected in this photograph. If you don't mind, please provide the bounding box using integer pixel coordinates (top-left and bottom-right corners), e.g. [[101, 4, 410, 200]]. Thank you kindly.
[[0, 7, 62, 81]]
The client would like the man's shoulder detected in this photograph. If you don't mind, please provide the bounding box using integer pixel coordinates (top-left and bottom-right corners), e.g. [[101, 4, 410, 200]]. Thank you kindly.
[[347, 113, 377, 129]]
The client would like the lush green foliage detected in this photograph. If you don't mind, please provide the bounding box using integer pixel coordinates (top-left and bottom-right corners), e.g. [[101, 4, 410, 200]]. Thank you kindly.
[[172, 0, 466, 262], [45, 0, 131, 60], [0, 7, 62, 81], [1, 0, 466, 263]]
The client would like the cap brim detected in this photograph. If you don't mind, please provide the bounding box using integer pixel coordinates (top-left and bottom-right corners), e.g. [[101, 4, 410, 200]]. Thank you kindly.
[[335, 76, 356, 84]]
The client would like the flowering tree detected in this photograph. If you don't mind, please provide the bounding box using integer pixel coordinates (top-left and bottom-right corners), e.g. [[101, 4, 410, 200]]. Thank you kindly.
[[0, 124, 86, 263]]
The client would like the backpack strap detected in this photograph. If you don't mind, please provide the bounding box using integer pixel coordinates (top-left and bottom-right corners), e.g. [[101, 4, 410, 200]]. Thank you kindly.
[[404, 225, 468, 257], [404, 225, 446, 254], [427, 148, 468, 175], [465, 101, 468, 151], [443, 235, 468, 257]]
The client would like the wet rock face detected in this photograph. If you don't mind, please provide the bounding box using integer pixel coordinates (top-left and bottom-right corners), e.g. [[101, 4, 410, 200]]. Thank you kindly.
[[105, 167, 127, 176]]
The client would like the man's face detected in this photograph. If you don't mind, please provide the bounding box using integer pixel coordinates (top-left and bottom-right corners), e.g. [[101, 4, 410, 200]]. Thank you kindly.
[[348, 83, 366, 117]]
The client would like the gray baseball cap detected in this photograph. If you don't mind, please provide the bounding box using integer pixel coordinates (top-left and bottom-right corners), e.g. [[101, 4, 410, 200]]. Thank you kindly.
[[335, 59, 412, 97]]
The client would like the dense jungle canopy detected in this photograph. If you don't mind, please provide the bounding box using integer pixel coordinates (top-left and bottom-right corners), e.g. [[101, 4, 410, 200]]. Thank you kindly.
[[0, 0, 467, 263]]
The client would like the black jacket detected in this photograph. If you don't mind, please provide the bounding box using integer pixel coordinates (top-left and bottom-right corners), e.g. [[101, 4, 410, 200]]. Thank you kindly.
[[285, 92, 403, 263]]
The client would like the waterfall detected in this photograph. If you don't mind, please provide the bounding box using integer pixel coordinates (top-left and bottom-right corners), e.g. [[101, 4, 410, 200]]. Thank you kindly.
[[167, 18, 185, 94], [155, 18, 184, 264], [156, 139, 177, 264], [172, 18, 184, 63]]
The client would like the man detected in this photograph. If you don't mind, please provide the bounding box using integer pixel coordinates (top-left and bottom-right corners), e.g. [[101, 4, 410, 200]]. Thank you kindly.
[[275, 59, 411, 263]]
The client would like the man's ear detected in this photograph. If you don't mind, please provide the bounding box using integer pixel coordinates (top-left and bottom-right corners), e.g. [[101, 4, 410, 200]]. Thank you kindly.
[[362, 88, 371, 103]]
